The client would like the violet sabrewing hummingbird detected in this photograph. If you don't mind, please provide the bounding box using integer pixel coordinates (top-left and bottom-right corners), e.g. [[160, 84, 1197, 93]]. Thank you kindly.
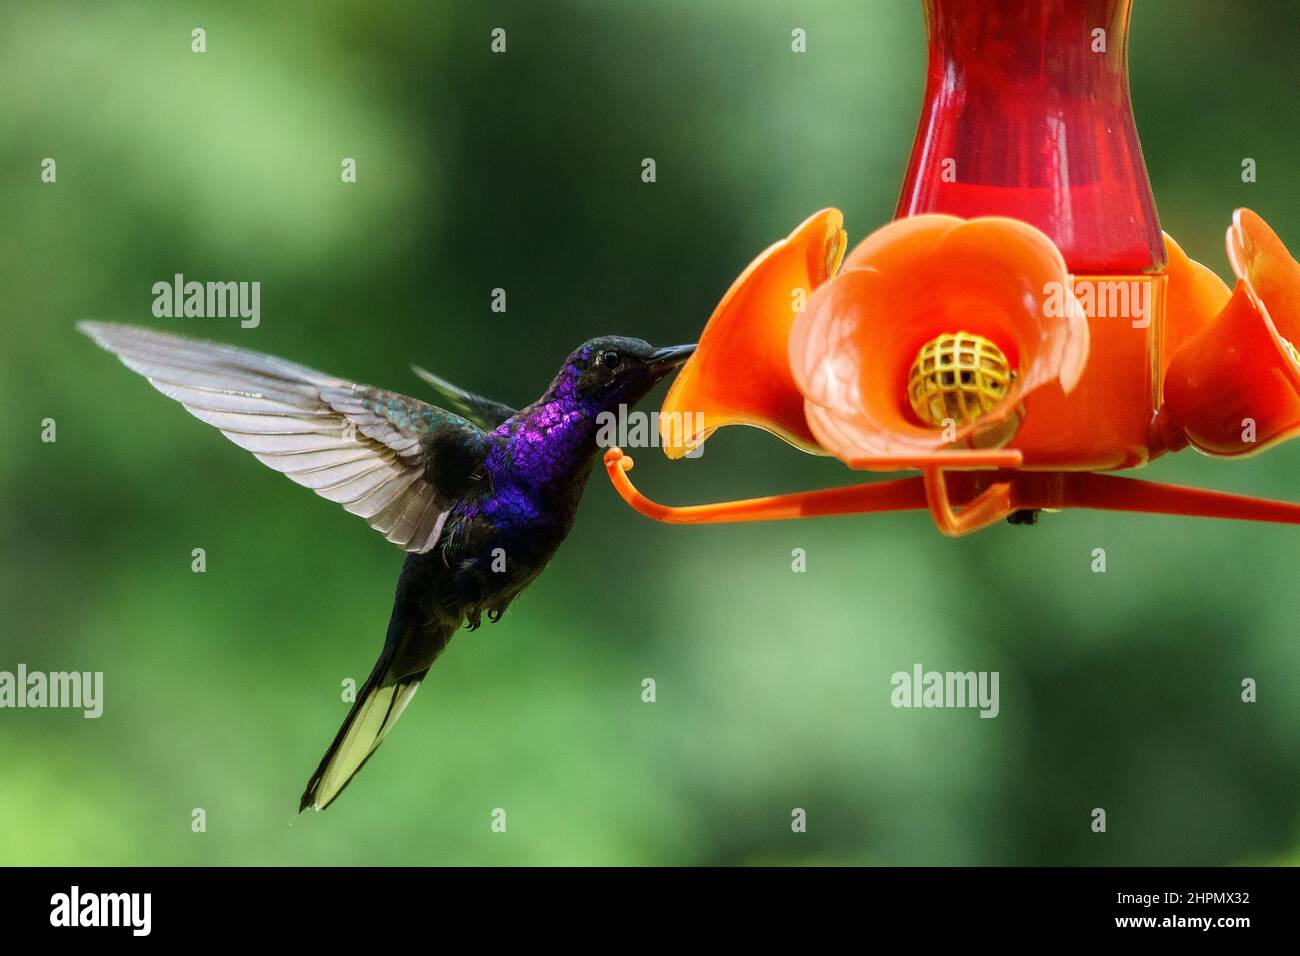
[[78, 322, 695, 810]]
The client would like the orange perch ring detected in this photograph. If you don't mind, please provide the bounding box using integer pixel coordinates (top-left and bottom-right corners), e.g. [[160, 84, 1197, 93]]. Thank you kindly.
[[603, 448, 1300, 538]]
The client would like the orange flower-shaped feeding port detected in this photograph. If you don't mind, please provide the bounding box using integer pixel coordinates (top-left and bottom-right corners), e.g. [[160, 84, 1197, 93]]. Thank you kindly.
[[661, 211, 1090, 470], [658, 208, 846, 457], [791, 215, 1089, 468], [1160, 209, 1300, 456]]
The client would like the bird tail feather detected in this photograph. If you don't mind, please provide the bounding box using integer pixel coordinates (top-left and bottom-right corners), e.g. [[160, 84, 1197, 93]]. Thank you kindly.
[[300, 613, 454, 812], [299, 663, 423, 812]]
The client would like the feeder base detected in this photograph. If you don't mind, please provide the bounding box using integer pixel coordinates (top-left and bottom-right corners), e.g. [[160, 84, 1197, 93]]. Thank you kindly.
[[603, 447, 1300, 538]]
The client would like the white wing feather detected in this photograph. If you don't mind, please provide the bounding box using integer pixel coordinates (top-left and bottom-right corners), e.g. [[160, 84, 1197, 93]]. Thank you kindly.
[[79, 322, 455, 553]]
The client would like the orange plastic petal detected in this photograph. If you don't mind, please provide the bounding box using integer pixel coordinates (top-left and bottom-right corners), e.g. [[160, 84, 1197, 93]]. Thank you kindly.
[[789, 216, 1089, 468], [840, 212, 964, 274], [1161, 209, 1300, 456], [1162, 231, 1230, 362], [658, 208, 846, 457], [1228, 208, 1300, 328]]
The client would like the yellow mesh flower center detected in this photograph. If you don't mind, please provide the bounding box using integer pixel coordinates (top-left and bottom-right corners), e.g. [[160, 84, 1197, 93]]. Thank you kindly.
[[908, 331, 1016, 428]]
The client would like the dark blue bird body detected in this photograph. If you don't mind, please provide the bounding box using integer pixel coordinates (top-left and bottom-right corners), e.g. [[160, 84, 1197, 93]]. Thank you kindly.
[[78, 323, 693, 810], [407, 347, 629, 629]]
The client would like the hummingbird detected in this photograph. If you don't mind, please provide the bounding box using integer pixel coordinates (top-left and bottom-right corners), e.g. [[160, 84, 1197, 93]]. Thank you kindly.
[[78, 322, 694, 811]]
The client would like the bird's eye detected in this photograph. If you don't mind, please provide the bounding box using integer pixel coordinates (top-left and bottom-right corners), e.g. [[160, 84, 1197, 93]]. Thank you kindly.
[[597, 350, 620, 369]]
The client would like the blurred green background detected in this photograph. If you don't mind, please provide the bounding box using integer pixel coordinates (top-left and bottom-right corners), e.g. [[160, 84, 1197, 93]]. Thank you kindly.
[[1, 0, 1297, 866]]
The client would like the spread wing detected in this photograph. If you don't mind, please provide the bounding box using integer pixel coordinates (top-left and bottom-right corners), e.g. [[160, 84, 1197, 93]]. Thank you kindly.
[[410, 364, 516, 430], [79, 322, 485, 554]]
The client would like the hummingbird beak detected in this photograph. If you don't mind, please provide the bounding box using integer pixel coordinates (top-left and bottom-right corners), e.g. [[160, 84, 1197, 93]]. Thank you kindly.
[[649, 343, 696, 376]]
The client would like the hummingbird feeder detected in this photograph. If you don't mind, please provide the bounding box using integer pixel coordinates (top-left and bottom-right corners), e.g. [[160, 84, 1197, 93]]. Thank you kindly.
[[603, 0, 1300, 536]]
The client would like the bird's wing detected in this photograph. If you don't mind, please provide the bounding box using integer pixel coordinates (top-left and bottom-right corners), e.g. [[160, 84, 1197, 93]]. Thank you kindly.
[[410, 364, 516, 430], [79, 322, 485, 554]]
